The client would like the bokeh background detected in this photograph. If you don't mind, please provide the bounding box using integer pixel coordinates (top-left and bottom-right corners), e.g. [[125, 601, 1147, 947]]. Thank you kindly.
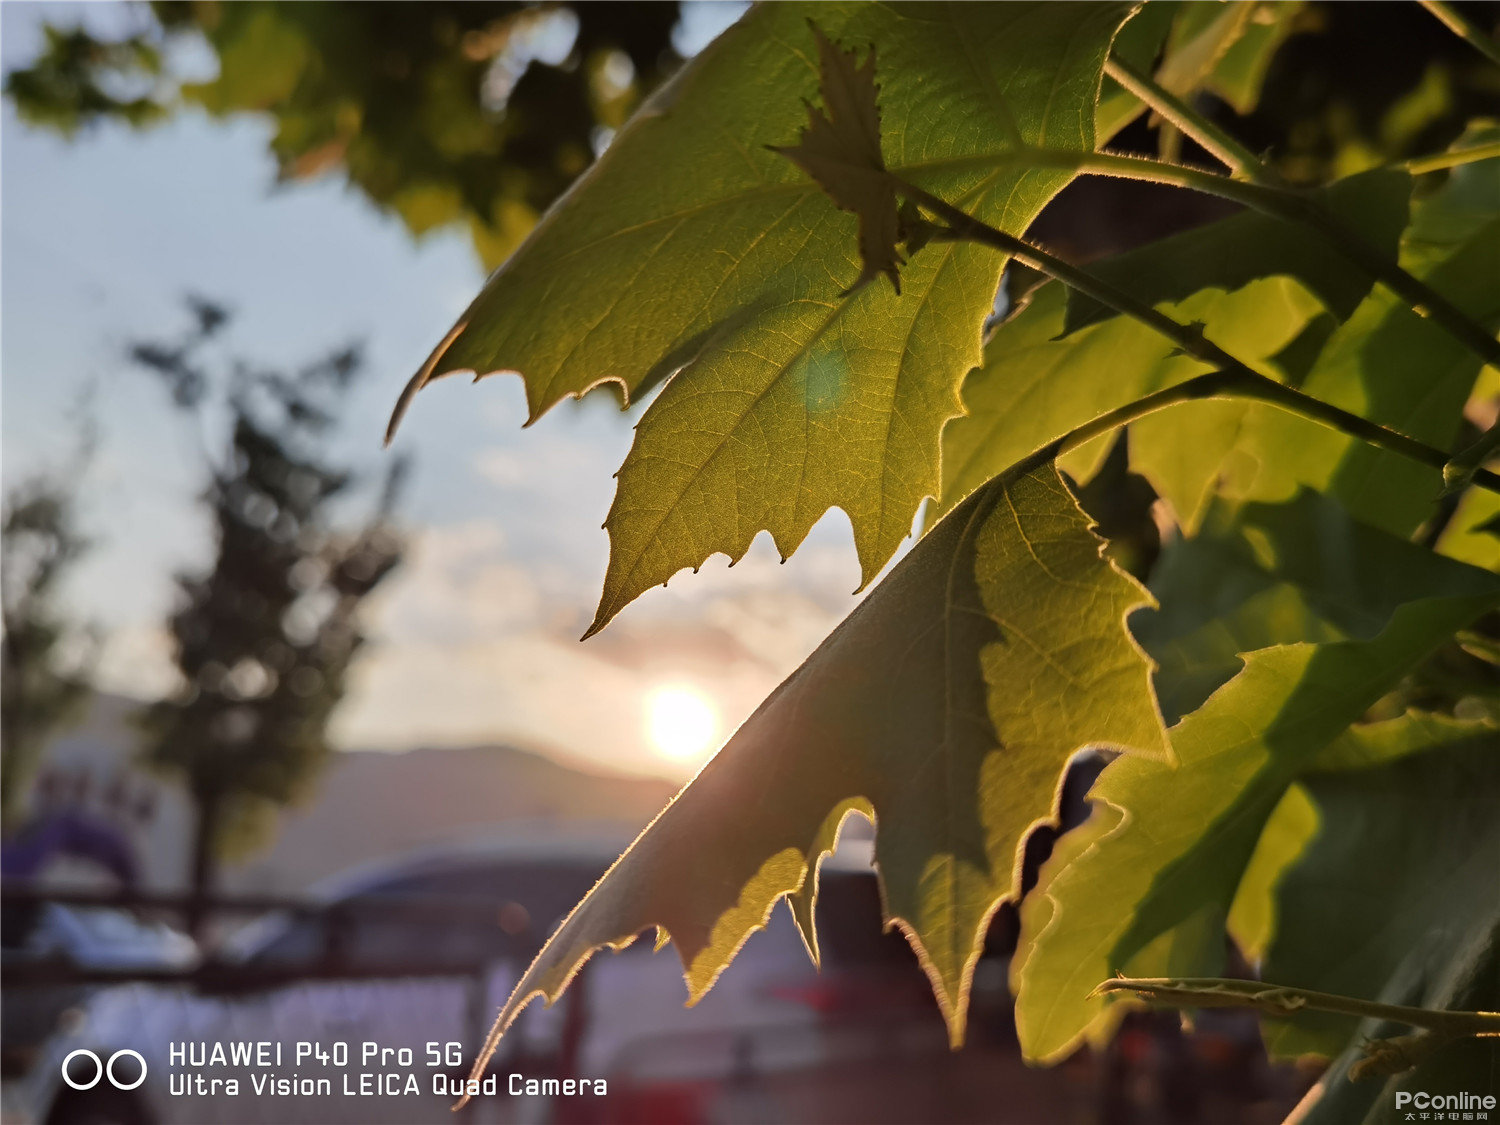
[[3, 3, 1495, 1124]]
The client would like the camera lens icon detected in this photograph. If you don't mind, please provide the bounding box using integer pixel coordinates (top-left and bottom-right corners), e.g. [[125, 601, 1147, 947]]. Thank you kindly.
[[61, 1048, 147, 1091]]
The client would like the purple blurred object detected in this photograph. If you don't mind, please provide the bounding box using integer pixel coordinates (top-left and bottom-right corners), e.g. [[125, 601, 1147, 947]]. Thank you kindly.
[[1, 808, 138, 885]]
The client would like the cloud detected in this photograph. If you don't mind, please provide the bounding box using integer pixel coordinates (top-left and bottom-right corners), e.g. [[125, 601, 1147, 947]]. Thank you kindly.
[[335, 509, 870, 778], [92, 621, 181, 700], [368, 520, 544, 642]]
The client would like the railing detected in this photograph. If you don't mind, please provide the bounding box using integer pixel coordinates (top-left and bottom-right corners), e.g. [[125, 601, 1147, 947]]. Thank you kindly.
[[1, 882, 538, 992]]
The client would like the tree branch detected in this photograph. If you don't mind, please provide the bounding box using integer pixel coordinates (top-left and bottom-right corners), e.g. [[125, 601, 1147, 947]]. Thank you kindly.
[[894, 176, 1500, 500], [1419, 0, 1500, 69], [1017, 149, 1500, 377], [1407, 139, 1500, 175], [1102, 57, 1279, 184]]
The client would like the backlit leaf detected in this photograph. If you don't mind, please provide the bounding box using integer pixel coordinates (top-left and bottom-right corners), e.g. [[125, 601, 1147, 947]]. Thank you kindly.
[[939, 170, 1410, 530], [459, 462, 1164, 1095], [386, 2, 1134, 635], [772, 25, 901, 293], [1259, 724, 1500, 1060], [938, 276, 1322, 524], [1222, 151, 1500, 538], [1095, 2, 1307, 141], [1061, 168, 1411, 335], [1271, 736, 1500, 1125], [1227, 711, 1492, 969], [1010, 494, 1500, 1062]]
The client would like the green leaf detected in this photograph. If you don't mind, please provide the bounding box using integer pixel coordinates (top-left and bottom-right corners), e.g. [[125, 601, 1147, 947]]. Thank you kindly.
[[1227, 710, 1492, 968], [1063, 169, 1412, 335], [1096, 2, 1308, 141], [1223, 157, 1500, 538], [1203, 1, 1307, 115], [1155, 3, 1259, 100], [465, 462, 1164, 1084], [1438, 487, 1500, 570], [1223, 780, 1316, 966], [939, 276, 1322, 525], [1258, 723, 1500, 1061], [1135, 489, 1466, 723], [1010, 497, 1500, 1063], [1095, 2, 1177, 141], [772, 25, 901, 293], [386, 2, 1134, 634], [938, 169, 1410, 530], [1271, 734, 1500, 1125]]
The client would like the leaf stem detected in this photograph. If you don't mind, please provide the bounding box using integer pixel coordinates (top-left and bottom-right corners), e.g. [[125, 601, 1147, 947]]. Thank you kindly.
[[1406, 140, 1500, 175], [1101, 57, 1278, 184], [1023, 149, 1500, 375], [1094, 976, 1500, 1039], [896, 177, 1500, 499], [1419, 0, 1500, 69]]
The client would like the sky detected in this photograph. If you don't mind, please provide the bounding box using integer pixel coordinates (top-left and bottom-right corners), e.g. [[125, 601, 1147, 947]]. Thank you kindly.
[[0, 0, 882, 780]]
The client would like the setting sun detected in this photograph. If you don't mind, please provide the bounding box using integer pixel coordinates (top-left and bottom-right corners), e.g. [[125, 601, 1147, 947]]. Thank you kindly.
[[645, 686, 721, 763]]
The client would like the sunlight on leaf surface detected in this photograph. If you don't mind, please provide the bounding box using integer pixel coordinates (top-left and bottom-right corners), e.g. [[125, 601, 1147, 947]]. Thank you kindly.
[[388, 2, 1134, 634], [1011, 493, 1500, 1063], [772, 24, 901, 293], [455, 462, 1164, 1099]]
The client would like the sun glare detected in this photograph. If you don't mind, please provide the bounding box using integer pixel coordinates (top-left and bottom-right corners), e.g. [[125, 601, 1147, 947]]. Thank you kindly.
[[646, 686, 720, 763]]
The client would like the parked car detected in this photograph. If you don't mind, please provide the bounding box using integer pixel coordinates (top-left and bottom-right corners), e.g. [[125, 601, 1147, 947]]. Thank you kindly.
[[2, 899, 198, 1087]]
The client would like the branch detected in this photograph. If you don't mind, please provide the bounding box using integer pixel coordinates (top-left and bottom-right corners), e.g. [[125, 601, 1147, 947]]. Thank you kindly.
[[1102, 57, 1279, 185], [1407, 139, 1500, 175], [1024, 149, 1500, 377], [1419, 0, 1500, 69], [1094, 976, 1500, 1035], [1094, 977, 1500, 1079], [894, 177, 1500, 500]]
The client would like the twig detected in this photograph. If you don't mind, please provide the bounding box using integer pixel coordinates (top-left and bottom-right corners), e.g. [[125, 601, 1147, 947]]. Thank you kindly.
[[1406, 140, 1500, 175], [1093, 976, 1500, 1038], [894, 177, 1500, 500], [1102, 57, 1279, 184], [1419, 0, 1500, 69]]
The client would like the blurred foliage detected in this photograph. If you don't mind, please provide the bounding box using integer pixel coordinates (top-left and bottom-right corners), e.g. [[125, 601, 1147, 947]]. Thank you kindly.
[[4, 1, 684, 268], [131, 300, 405, 920], [7, 2, 1495, 264], [1235, 1, 1500, 182], [0, 451, 96, 826], [380, 1, 1500, 1102]]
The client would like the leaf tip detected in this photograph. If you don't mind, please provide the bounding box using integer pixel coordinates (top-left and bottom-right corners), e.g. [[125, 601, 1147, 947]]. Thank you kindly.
[[387, 316, 469, 442]]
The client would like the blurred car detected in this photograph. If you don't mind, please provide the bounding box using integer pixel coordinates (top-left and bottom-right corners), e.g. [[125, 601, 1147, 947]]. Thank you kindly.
[[15, 823, 996, 1125], [2, 900, 198, 1085]]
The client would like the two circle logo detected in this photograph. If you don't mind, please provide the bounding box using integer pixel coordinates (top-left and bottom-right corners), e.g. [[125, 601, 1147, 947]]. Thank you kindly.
[[61, 1049, 147, 1091]]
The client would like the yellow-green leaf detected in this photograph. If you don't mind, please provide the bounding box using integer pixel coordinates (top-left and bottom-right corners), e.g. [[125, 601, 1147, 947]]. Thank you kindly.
[[1011, 494, 1500, 1062], [938, 169, 1410, 529], [387, 2, 1134, 635], [772, 25, 901, 293], [458, 462, 1164, 1095]]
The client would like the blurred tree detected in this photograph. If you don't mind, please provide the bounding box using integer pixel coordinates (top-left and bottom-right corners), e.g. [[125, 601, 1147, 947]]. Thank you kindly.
[[132, 300, 405, 930], [4, 1, 684, 268], [8, 2, 1498, 268], [0, 453, 95, 827]]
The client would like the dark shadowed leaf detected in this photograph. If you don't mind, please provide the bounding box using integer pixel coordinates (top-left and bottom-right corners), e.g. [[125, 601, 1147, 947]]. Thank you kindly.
[[1010, 493, 1500, 1062], [773, 25, 901, 293]]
